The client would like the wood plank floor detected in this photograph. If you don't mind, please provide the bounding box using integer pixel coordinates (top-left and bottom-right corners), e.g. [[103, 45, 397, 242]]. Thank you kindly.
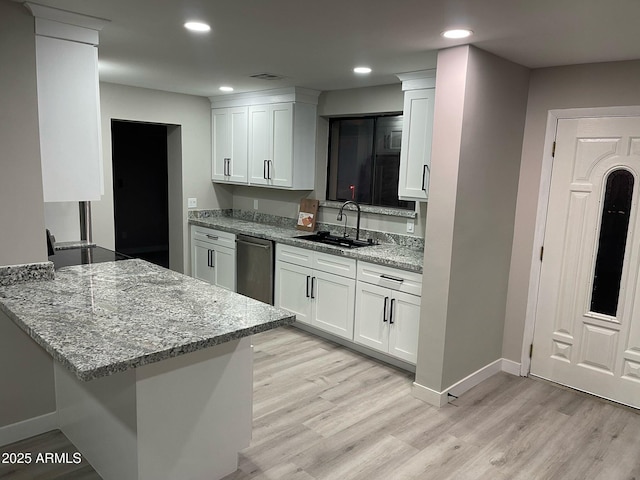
[[2, 325, 640, 479]]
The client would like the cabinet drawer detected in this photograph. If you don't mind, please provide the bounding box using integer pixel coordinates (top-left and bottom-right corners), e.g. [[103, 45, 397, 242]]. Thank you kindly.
[[276, 243, 314, 268], [191, 225, 236, 249], [357, 261, 422, 296], [313, 252, 356, 279]]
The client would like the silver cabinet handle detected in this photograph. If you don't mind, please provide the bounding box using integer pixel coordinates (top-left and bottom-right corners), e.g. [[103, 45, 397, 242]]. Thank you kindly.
[[380, 274, 404, 283], [206, 234, 219, 240], [263, 160, 268, 179], [224, 158, 231, 176]]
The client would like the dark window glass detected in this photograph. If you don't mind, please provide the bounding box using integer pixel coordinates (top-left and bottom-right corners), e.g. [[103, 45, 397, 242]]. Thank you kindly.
[[590, 169, 634, 316], [326, 115, 414, 210]]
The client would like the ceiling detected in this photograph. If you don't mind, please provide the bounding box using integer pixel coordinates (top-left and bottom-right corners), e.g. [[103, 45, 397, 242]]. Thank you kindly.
[[22, 0, 640, 97]]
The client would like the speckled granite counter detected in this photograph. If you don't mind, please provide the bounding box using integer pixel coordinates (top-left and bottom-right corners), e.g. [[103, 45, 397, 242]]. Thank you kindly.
[[189, 216, 424, 274], [0, 259, 295, 381]]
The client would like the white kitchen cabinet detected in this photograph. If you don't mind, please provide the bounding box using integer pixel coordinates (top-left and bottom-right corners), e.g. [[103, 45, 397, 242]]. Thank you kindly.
[[211, 107, 248, 184], [355, 261, 422, 364], [210, 88, 319, 190], [28, 4, 108, 202], [190, 226, 236, 291], [275, 244, 356, 340], [396, 70, 436, 202]]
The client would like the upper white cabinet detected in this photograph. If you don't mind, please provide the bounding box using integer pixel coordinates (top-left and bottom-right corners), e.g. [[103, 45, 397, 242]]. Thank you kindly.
[[211, 107, 249, 184], [27, 3, 108, 202], [396, 70, 436, 202], [210, 88, 319, 190]]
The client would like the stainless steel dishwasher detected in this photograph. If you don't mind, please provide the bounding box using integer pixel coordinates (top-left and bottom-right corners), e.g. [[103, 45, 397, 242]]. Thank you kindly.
[[236, 234, 274, 305]]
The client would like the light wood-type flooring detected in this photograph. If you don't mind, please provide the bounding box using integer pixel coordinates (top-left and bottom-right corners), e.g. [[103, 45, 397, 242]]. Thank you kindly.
[[2, 325, 640, 479]]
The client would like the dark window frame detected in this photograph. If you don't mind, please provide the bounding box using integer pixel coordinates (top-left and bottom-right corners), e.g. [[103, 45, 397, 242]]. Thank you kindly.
[[326, 114, 415, 210]]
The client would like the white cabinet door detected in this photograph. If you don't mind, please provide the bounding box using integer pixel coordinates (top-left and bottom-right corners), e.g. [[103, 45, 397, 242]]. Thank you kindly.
[[192, 240, 216, 285], [213, 246, 236, 291], [269, 103, 294, 187], [313, 270, 355, 340], [248, 104, 271, 186], [275, 261, 312, 325], [354, 282, 389, 353], [36, 36, 103, 202], [397, 88, 435, 201], [211, 108, 229, 182], [388, 291, 421, 364], [248, 103, 295, 187], [212, 107, 248, 184]]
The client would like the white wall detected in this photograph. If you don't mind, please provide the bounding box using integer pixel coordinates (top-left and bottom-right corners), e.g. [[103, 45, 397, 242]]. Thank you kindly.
[[502, 60, 640, 363], [95, 82, 233, 273], [415, 46, 529, 392], [0, 1, 47, 266]]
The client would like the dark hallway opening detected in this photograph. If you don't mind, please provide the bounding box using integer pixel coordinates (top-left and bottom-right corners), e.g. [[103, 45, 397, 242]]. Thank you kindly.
[[112, 120, 169, 268]]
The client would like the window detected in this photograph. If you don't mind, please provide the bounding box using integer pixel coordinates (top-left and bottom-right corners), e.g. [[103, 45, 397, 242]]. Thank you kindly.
[[326, 115, 414, 210], [590, 169, 634, 316]]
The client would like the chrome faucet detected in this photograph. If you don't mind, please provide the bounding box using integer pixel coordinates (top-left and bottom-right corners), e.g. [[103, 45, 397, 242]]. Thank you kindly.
[[337, 201, 362, 240]]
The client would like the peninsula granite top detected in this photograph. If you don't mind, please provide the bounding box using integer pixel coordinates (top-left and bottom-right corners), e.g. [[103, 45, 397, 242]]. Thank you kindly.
[[0, 259, 295, 381]]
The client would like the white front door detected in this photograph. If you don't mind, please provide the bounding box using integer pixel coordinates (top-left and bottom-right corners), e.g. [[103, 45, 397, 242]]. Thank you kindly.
[[531, 116, 640, 408]]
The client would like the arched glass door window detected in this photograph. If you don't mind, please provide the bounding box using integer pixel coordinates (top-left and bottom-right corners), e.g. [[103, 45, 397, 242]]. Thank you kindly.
[[590, 169, 635, 316]]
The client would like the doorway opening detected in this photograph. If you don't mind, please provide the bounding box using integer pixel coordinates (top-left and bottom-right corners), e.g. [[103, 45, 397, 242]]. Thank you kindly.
[[112, 120, 170, 268]]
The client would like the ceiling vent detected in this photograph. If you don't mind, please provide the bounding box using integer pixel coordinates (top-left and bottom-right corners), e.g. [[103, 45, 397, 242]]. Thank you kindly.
[[249, 72, 287, 81]]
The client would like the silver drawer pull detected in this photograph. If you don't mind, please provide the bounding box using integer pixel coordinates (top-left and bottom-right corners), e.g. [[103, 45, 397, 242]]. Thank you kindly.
[[206, 234, 219, 240], [380, 274, 404, 282]]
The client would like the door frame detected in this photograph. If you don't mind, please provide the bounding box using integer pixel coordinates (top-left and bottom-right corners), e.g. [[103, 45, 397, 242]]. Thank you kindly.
[[520, 105, 640, 376]]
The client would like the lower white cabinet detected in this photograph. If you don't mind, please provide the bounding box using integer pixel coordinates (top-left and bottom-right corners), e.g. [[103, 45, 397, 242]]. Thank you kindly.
[[355, 262, 422, 364], [190, 226, 236, 291], [275, 244, 356, 340]]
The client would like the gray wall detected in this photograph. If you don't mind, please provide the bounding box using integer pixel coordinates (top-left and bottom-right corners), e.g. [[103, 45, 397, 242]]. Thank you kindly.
[[0, 1, 47, 266], [502, 60, 640, 362], [416, 46, 529, 391], [95, 82, 233, 274], [0, 310, 55, 428]]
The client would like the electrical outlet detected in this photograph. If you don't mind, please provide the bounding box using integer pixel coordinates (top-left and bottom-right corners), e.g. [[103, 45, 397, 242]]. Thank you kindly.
[[253, 199, 258, 210], [188, 197, 197, 208], [406, 219, 415, 234]]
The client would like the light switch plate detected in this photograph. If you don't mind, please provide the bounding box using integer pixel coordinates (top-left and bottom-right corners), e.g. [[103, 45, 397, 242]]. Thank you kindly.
[[406, 219, 415, 234], [253, 199, 258, 210], [188, 197, 197, 208]]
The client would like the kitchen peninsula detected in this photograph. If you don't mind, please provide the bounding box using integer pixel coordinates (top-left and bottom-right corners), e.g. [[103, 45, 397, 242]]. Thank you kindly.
[[0, 259, 295, 480]]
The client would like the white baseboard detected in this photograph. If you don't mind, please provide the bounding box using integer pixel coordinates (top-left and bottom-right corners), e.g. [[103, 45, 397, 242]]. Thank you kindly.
[[501, 358, 522, 376], [412, 358, 522, 408], [0, 411, 58, 447]]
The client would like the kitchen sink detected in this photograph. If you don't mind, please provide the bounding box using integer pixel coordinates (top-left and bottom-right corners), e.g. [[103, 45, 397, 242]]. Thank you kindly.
[[296, 231, 375, 249]]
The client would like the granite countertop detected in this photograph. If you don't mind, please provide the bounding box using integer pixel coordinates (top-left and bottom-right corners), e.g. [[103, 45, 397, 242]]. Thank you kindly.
[[0, 259, 295, 381], [189, 216, 424, 274]]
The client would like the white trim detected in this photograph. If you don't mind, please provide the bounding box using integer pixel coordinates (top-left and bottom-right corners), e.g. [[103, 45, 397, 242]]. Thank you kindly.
[[501, 358, 522, 376], [209, 87, 321, 108], [396, 69, 437, 90], [0, 412, 58, 447], [412, 358, 522, 407], [446, 358, 503, 397], [520, 105, 640, 376], [411, 382, 448, 407]]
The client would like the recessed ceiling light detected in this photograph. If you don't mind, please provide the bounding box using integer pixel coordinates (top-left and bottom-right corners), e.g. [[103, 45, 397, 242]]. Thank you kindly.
[[441, 29, 473, 39], [184, 22, 211, 32], [354, 66, 372, 74], [219, 86, 234, 92]]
